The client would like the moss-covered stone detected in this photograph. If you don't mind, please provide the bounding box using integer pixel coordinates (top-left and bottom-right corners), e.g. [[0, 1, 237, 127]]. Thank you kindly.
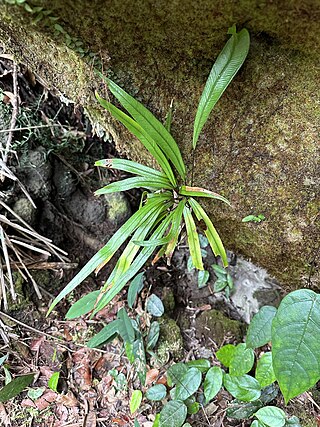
[[161, 287, 176, 315], [156, 316, 184, 365], [0, 1, 319, 289], [195, 309, 244, 346]]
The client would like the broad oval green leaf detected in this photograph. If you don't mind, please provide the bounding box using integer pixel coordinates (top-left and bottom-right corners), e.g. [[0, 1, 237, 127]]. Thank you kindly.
[[229, 343, 255, 376], [193, 26, 250, 149], [223, 374, 261, 402], [254, 406, 286, 427], [146, 294, 164, 317], [255, 352, 276, 388], [145, 384, 167, 401], [204, 366, 223, 403], [130, 389, 142, 414], [159, 400, 187, 427], [186, 359, 210, 372], [128, 272, 145, 309], [0, 373, 35, 402], [198, 270, 210, 288], [175, 367, 202, 401], [246, 306, 277, 349], [87, 319, 121, 348], [271, 289, 320, 403], [216, 344, 236, 367], [167, 363, 188, 387], [66, 290, 100, 319]]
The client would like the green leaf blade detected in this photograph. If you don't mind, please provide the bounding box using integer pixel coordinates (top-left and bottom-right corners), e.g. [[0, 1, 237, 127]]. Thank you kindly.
[[271, 289, 320, 403], [229, 343, 255, 376], [183, 206, 203, 270], [0, 374, 35, 403], [204, 366, 223, 403], [145, 384, 167, 401], [193, 27, 250, 149], [87, 319, 121, 348], [95, 176, 173, 195], [96, 93, 177, 185], [254, 406, 286, 427], [255, 352, 276, 388], [188, 198, 228, 267], [130, 390, 142, 414], [95, 158, 167, 179], [223, 374, 261, 402], [105, 78, 186, 180], [246, 306, 277, 349], [66, 290, 100, 319], [159, 400, 187, 427], [175, 367, 202, 401]]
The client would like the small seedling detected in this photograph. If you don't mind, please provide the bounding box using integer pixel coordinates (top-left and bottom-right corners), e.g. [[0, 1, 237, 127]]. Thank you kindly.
[[242, 214, 265, 223]]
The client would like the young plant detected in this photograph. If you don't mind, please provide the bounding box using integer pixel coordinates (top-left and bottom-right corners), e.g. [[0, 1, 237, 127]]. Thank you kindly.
[[47, 26, 250, 321]]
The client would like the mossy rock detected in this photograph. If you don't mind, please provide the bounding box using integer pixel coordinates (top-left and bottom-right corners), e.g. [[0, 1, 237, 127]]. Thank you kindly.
[[156, 316, 184, 365], [0, 1, 319, 289], [195, 309, 244, 346]]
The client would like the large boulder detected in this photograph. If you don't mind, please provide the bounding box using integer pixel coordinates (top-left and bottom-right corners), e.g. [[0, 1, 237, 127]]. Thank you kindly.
[[1, 0, 319, 288]]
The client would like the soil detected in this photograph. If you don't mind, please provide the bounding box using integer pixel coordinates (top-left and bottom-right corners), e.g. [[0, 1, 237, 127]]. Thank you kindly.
[[0, 58, 318, 427]]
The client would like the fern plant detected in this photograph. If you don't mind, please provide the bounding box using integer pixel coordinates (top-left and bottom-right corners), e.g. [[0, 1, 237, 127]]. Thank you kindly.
[[48, 25, 250, 318]]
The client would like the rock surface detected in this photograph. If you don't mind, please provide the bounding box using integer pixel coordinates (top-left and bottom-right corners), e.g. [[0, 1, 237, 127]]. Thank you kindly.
[[0, 0, 319, 288]]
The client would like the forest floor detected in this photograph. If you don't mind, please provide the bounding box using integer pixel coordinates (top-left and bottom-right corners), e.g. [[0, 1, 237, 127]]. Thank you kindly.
[[0, 55, 318, 427]]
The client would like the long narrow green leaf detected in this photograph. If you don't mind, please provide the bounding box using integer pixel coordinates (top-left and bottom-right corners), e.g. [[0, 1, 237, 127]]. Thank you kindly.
[[95, 176, 173, 195], [95, 158, 168, 180], [183, 206, 204, 270], [179, 185, 230, 205], [96, 93, 176, 186], [111, 202, 171, 283], [188, 198, 228, 267], [99, 76, 186, 180], [92, 214, 173, 315], [134, 198, 186, 247], [193, 26, 250, 149], [47, 196, 168, 315]]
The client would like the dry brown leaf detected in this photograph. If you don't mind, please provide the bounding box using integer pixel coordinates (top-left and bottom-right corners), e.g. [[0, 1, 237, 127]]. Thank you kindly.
[[34, 390, 57, 410], [156, 374, 167, 386], [57, 391, 78, 408], [72, 349, 92, 390], [145, 368, 159, 386], [30, 336, 45, 352]]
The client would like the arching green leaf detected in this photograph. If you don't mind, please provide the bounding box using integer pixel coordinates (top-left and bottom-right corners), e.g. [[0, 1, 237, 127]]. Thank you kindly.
[[193, 26, 250, 149]]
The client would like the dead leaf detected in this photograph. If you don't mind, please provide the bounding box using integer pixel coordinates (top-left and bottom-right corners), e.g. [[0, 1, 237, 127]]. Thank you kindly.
[[156, 374, 167, 386], [35, 390, 57, 410], [145, 369, 159, 386], [72, 349, 92, 390], [57, 391, 78, 407]]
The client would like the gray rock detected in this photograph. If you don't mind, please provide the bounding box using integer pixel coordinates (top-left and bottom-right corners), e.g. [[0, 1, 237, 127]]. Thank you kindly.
[[66, 189, 106, 228], [12, 197, 37, 225], [18, 147, 52, 200], [53, 160, 77, 199], [104, 192, 131, 227]]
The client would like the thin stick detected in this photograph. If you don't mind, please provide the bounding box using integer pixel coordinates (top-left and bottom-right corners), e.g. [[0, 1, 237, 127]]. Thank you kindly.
[[0, 124, 60, 134], [0, 262, 7, 311], [0, 311, 107, 354], [0, 227, 15, 300], [3, 63, 19, 164]]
